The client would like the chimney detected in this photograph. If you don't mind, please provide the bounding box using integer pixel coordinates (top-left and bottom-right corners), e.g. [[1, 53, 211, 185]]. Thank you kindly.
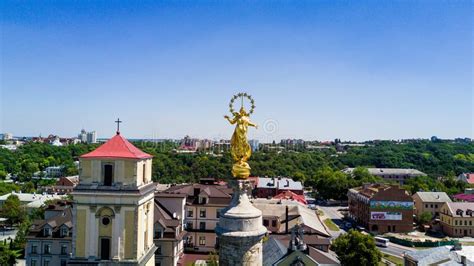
[[285, 205, 289, 234], [285, 179, 290, 187]]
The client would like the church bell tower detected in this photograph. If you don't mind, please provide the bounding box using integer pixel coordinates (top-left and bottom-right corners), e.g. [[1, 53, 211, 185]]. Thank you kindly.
[[70, 122, 156, 265]]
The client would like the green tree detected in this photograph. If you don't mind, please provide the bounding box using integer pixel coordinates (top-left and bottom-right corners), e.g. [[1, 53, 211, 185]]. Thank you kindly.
[[0, 195, 26, 226], [0, 242, 21, 266], [331, 230, 382, 266], [21, 181, 35, 193], [418, 211, 433, 225]]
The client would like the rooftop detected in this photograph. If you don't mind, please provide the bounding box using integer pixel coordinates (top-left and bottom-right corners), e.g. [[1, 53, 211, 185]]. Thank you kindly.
[[80, 133, 152, 159], [405, 245, 474, 265], [445, 202, 474, 217], [344, 167, 426, 176], [414, 191, 452, 203], [256, 177, 303, 190]]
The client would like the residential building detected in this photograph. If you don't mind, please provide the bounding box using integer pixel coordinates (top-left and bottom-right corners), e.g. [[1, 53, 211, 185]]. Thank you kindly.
[[248, 139, 259, 152], [254, 177, 304, 198], [404, 245, 474, 265], [348, 184, 414, 233], [161, 181, 232, 253], [44, 166, 63, 178], [78, 129, 97, 144], [69, 132, 156, 265], [343, 168, 426, 185], [457, 173, 474, 185], [412, 192, 451, 219], [26, 201, 73, 266], [2, 133, 13, 141], [439, 202, 474, 237], [154, 193, 187, 266]]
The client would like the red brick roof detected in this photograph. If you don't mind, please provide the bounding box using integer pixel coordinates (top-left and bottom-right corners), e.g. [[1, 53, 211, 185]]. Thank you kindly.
[[80, 133, 152, 159], [273, 190, 307, 205]]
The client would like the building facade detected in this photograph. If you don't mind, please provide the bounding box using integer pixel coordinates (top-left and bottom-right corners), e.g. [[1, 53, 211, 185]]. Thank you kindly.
[[440, 202, 474, 237], [348, 184, 413, 233], [69, 132, 156, 265], [160, 182, 232, 253], [26, 202, 73, 266], [412, 191, 451, 219], [344, 168, 426, 185], [254, 177, 304, 199]]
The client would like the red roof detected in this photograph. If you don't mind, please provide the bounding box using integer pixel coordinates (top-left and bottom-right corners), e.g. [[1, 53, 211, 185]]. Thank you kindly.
[[453, 193, 474, 202], [466, 174, 474, 184], [80, 133, 152, 159], [273, 190, 307, 205]]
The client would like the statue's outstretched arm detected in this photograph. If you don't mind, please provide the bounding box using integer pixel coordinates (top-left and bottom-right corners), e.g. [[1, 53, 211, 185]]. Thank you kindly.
[[248, 121, 258, 128], [224, 115, 237, 124]]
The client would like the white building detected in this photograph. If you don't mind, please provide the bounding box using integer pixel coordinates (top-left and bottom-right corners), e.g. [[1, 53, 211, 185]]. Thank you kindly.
[[0, 192, 63, 212], [45, 166, 63, 178], [78, 129, 97, 144], [2, 133, 13, 141]]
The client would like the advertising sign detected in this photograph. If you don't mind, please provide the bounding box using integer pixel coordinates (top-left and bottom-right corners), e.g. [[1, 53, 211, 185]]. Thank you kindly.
[[370, 200, 413, 210], [370, 212, 402, 220]]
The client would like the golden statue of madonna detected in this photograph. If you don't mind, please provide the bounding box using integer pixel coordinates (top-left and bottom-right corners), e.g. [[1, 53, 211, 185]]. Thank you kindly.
[[224, 93, 257, 179]]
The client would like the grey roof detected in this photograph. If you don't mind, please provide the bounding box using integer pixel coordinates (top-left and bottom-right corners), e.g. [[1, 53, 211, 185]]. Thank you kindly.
[[257, 177, 303, 190], [445, 202, 474, 217], [414, 192, 452, 203], [262, 237, 288, 266], [405, 246, 474, 265]]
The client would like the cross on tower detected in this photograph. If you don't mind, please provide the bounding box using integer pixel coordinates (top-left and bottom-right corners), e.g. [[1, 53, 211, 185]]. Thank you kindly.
[[115, 118, 122, 134]]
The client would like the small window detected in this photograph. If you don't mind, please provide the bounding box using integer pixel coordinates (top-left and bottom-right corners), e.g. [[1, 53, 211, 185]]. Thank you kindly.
[[425, 204, 428, 208], [200, 222, 206, 230], [186, 222, 193, 230], [31, 244, 37, 254], [263, 219, 269, 226], [43, 260, 50, 266], [60, 260, 67, 266], [199, 236, 206, 246], [435, 204, 438, 208], [187, 209, 193, 217], [44, 227, 51, 236], [44, 244, 51, 254], [216, 209, 222, 218], [31, 259, 37, 266], [155, 245, 162, 255], [61, 227, 68, 237], [102, 217, 111, 226], [272, 220, 277, 227], [200, 208, 206, 218], [142, 163, 146, 184], [61, 244, 67, 255]]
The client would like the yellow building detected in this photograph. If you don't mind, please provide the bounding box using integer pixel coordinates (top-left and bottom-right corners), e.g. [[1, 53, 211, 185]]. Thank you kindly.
[[439, 202, 474, 237], [69, 132, 156, 265]]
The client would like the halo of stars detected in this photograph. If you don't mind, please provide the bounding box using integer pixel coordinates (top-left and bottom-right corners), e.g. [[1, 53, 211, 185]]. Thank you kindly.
[[229, 92, 256, 115]]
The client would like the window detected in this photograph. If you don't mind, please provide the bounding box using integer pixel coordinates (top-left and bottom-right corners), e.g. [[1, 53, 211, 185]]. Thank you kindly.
[[43, 227, 51, 236], [61, 227, 68, 237], [199, 197, 207, 204], [425, 204, 428, 208], [156, 245, 162, 255], [155, 228, 163, 239], [187, 209, 193, 218], [200, 222, 206, 230], [102, 217, 111, 226], [103, 164, 113, 186], [31, 244, 37, 254], [465, 221, 468, 226], [430, 204, 433, 208], [31, 259, 37, 266], [272, 220, 277, 227], [60, 260, 67, 266], [435, 204, 438, 208], [44, 244, 51, 254], [263, 219, 269, 226], [216, 209, 222, 218], [142, 163, 146, 184], [455, 220, 458, 226], [200, 208, 206, 218], [199, 236, 206, 246], [43, 260, 50, 266], [186, 222, 193, 230], [61, 244, 67, 255]]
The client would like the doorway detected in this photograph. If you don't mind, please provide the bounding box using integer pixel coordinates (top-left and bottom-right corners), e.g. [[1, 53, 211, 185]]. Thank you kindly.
[[104, 165, 113, 186], [100, 238, 111, 260]]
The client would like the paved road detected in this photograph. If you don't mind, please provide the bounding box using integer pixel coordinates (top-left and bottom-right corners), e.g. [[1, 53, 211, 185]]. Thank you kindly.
[[378, 242, 414, 258]]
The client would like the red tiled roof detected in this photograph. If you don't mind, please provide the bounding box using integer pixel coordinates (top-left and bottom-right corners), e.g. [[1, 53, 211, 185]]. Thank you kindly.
[[453, 193, 474, 202], [80, 133, 152, 159], [467, 174, 474, 184], [273, 190, 307, 205]]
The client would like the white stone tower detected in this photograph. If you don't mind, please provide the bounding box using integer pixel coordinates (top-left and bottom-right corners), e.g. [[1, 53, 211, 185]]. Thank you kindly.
[[216, 180, 267, 266]]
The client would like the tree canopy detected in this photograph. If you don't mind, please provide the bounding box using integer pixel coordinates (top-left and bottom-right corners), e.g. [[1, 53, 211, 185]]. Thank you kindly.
[[331, 230, 382, 266]]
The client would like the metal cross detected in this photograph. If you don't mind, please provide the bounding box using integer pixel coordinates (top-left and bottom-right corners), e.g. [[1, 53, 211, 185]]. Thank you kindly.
[[115, 118, 122, 134]]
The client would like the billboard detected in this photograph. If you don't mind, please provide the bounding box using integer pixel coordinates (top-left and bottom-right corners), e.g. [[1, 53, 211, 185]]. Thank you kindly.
[[370, 200, 413, 210], [371, 212, 402, 221]]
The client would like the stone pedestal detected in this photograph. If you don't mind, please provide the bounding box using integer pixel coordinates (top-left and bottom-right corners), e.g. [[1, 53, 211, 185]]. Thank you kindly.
[[216, 180, 267, 266]]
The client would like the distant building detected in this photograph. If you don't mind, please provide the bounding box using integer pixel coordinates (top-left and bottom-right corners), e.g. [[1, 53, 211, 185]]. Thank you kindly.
[[2, 133, 13, 141], [248, 139, 259, 152], [25, 201, 73, 266], [254, 177, 304, 199], [453, 188, 474, 203], [0, 192, 63, 213], [44, 166, 63, 178], [457, 173, 474, 185], [78, 129, 97, 143], [439, 202, 474, 237], [404, 245, 474, 265], [161, 181, 232, 253], [412, 192, 451, 219], [343, 168, 426, 185], [44, 176, 79, 194], [348, 184, 413, 233]]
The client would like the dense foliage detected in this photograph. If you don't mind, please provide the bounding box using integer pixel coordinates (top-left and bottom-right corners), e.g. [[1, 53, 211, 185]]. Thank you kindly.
[[0, 139, 472, 199], [331, 230, 382, 265]]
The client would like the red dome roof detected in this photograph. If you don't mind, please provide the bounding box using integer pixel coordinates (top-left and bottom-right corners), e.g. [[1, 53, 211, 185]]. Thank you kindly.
[[80, 133, 152, 159]]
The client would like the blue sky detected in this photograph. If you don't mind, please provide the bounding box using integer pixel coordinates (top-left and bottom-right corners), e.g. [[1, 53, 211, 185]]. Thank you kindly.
[[1, 1, 472, 141]]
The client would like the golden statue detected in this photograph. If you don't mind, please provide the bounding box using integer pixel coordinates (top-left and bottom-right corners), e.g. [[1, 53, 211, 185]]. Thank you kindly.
[[224, 93, 257, 179]]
